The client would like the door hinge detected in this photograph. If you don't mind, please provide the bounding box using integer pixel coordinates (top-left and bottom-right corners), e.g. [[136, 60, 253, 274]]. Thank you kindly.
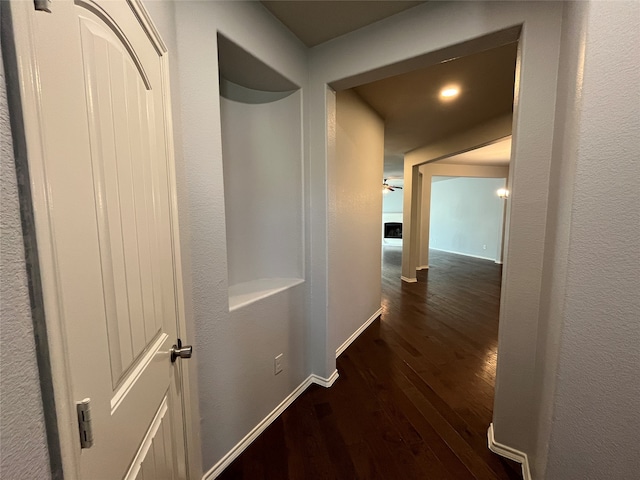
[[34, 0, 52, 13], [76, 398, 94, 449]]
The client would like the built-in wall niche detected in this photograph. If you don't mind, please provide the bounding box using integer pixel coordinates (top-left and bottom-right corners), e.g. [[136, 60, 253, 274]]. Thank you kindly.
[[218, 34, 304, 311]]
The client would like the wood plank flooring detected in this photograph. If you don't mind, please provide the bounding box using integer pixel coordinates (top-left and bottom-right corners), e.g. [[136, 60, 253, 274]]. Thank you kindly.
[[218, 247, 522, 479]]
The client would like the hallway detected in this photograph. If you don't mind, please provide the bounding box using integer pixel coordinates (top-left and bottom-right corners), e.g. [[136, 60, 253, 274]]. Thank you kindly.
[[219, 248, 521, 479]]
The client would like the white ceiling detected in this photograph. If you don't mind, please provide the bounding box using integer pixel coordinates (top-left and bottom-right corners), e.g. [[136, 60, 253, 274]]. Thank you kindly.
[[436, 136, 512, 166], [353, 42, 517, 157], [259, 1, 517, 178], [260, 1, 425, 47]]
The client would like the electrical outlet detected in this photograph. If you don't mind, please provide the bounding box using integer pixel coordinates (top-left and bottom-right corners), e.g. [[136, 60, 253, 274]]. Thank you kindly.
[[274, 354, 283, 375], [483, 244, 487, 250]]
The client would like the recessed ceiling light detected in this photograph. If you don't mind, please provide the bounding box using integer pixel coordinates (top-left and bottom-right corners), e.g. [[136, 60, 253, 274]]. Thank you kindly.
[[440, 85, 460, 99]]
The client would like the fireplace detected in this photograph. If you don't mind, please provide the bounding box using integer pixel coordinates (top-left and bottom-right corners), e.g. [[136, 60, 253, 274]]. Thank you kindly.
[[384, 222, 402, 239]]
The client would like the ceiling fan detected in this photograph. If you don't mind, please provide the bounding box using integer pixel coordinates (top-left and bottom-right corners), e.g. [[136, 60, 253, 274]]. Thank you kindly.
[[382, 178, 403, 192]]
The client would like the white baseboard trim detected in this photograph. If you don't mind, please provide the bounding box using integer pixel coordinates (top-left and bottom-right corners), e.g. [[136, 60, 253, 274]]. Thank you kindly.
[[310, 369, 339, 388], [336, 307, 382, 358], [416, 265, 429, 270], [401, 275, 417, 283], [203, 374, 307, 479], [202, 370, 341, 479], [487, 423, 531, 480], [430, 247, 497, 263]]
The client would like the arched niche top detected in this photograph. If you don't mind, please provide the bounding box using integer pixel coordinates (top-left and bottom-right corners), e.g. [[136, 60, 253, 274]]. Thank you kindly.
[[220, 78, 297, 104], [217, 33, 299, 93]]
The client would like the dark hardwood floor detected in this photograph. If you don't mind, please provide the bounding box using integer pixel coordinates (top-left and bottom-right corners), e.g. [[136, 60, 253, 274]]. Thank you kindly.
[[218, 247, 522, 479]]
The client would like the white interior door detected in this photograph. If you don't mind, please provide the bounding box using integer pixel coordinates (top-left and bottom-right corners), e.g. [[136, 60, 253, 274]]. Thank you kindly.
[[7, 1, 191, 478]]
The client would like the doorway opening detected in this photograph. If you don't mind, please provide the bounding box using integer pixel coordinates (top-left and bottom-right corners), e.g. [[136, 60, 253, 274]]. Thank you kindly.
[[329, 27, 519, 477]]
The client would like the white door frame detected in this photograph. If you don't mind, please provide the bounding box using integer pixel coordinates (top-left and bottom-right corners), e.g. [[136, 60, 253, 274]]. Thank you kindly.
[[3, 1, 202, 478]]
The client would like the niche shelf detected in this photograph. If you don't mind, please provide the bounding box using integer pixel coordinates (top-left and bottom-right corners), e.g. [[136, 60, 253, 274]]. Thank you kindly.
[[218, 34, 304, 312]]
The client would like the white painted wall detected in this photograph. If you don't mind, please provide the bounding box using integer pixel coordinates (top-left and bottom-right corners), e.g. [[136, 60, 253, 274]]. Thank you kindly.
[[416, 163, 509, 269], [220, 90, 303, 287], [169, 1, 310, 474], [429, 176, 506, 261], [329, 89, 384, 354], [0, 45, 51, 480], [534, 1, 640, 478], [531, 2, 587, 475]]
